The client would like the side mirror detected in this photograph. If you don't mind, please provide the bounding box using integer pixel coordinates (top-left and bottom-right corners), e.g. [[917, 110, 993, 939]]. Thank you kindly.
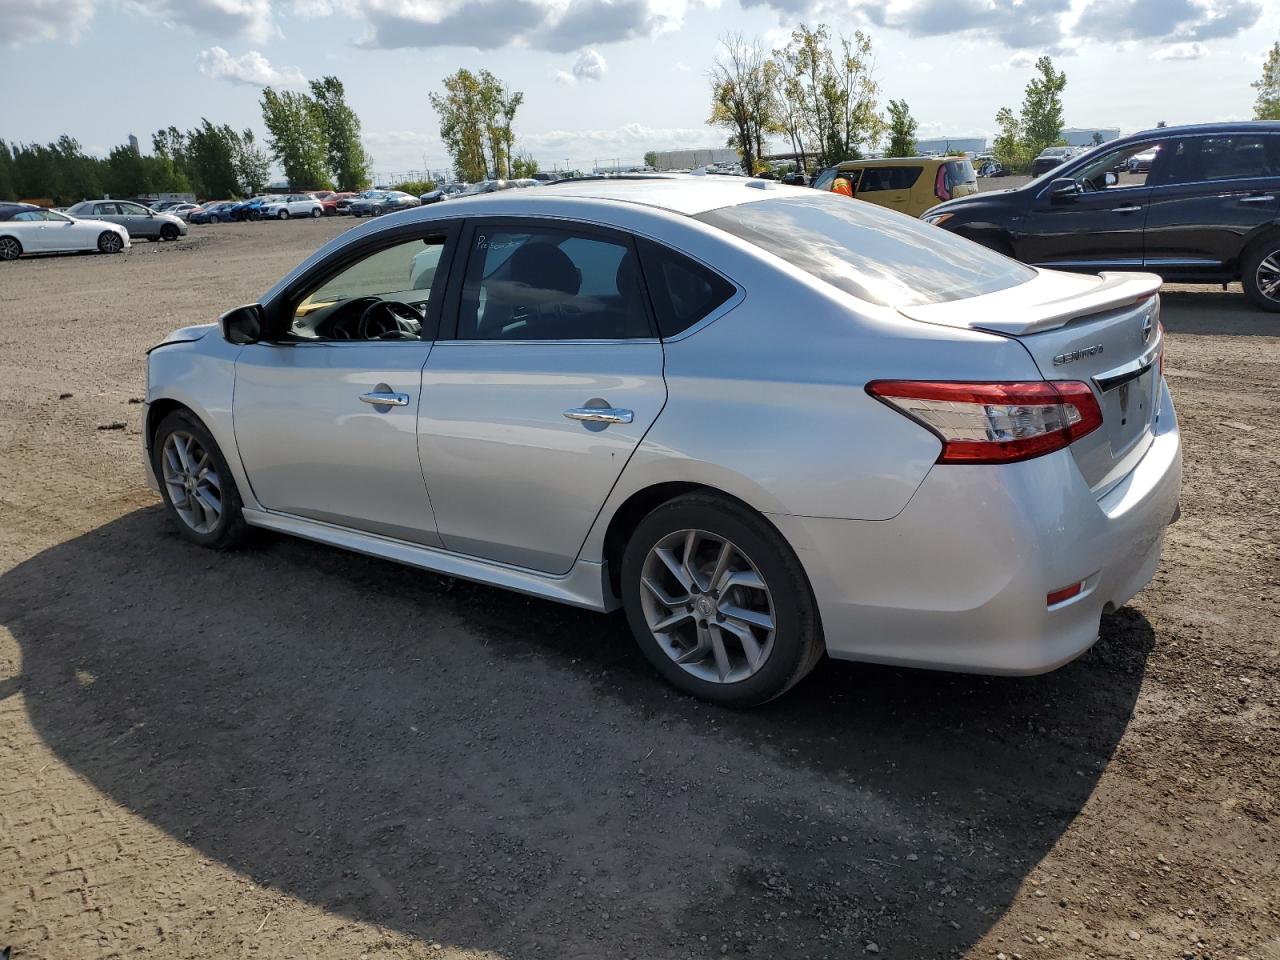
[[1103, 170, 1118, 187], [220, 304, 263, 345], [1048, 178, 1078, 201]]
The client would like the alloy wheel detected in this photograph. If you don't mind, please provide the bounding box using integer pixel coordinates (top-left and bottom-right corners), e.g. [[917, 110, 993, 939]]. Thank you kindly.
[[0, 237, 20, 261], [160, 430, 223, 535], [1257, 250, 1280, 304], [638, 529, 776, 684], [99, 233, 122, 254]]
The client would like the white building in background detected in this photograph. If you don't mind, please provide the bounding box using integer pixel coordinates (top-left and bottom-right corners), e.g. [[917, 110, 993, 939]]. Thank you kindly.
[[1061, 127, 1121, 146], [652, 148, 740, 170], [914, 136, 987, 156]]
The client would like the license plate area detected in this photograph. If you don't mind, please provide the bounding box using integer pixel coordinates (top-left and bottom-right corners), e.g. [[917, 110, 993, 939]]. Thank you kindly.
[[1098, 367, 1156, 458]]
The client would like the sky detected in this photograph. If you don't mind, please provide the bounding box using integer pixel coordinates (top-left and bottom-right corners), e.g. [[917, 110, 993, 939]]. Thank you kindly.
[[2, 0, 1278, 179]]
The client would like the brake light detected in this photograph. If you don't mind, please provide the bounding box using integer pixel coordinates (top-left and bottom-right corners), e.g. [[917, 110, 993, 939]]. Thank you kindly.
[[866, 380, 1103, 465], [934, 166, 950, 202]]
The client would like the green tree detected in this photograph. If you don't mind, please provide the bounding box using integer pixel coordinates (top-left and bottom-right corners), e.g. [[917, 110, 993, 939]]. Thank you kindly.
[[429, 69, 524, 181], [260, 87, 331, 189], [308, 76, 372, 190], [709, 33, 775, 174], [0, 141, 15, 200], [1253, 42, 1280, 120], [643, 150, 658, 168], [235, 129, 271, 195], [512, 153, 539, 178], [884, 99, 917, 157], [992, 106, 1031, 173], [185, 120, 242, 198], [1019, 55, 1067, 156], [1091, 131, 1103, 145]]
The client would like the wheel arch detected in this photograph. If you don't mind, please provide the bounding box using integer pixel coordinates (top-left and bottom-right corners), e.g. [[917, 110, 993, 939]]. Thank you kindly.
[[1238, 223, 1280, 275], [953, 222, 1016, 257]]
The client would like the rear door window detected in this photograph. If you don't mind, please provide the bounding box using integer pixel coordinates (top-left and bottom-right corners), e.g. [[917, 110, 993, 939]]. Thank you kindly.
[[1161, 135, 1279, 184], [857, 167, 921, 192], [696, 193, 1035, 308]]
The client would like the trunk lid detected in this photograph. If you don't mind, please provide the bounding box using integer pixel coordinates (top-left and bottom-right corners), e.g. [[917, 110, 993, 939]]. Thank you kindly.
[[900, 270, 1164, 493]]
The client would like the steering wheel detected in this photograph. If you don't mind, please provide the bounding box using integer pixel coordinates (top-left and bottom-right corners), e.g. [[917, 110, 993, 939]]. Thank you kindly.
[[357, 299, 424, 340]]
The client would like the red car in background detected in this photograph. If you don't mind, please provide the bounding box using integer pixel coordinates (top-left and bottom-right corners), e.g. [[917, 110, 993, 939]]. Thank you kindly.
[[321, 192, 357, 216]]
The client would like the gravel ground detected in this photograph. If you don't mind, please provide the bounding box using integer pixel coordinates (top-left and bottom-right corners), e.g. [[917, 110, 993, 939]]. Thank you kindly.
[[0, 217, 1277, 960]]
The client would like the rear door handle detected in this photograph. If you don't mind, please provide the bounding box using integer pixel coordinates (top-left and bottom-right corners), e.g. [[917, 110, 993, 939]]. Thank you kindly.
[[360, 391, 410, 407], [1110, 204, 1143, 213], [564, 406, 634, 424], [1239, 195, 1276, 204]]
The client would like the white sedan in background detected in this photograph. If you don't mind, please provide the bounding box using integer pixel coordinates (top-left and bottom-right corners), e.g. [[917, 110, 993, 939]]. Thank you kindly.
[[261, 194, 323, 220], [0, 202, 130, 260]]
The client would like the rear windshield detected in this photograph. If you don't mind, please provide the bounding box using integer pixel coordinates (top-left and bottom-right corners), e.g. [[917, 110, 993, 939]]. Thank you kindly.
[[695, 193, 1035, 308]]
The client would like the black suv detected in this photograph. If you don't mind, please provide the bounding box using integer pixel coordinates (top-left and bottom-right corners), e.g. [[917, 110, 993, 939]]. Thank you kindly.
[[923, 122, 1280, 311]]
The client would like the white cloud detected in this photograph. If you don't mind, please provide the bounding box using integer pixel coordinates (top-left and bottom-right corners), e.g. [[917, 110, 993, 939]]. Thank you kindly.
[[197, 46, 306, 85], [123, 0, 278, 43], [573, 48, 607, 81], [1, 0, 95, 45], [673, 60, 692, 72], [1151, 40, 1208, 60], [554, 69, 576, 85], [1007, 51, 1038, 68]]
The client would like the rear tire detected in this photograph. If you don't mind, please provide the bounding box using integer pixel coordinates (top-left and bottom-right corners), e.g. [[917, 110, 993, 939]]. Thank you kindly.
[[1242, 237, 1280, 312], [97, 231, 124, 254], [620, 493, 824, 707], [0, 236, 21, 261], [153, 410, 249, 550]]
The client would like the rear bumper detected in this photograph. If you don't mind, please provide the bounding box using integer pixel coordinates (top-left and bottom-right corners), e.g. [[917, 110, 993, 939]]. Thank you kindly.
[[771, 379, 1181, 674]]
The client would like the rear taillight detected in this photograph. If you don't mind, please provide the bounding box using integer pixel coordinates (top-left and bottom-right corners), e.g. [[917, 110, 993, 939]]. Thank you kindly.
[[866, 380, 1103, 465], [934, 166, 950, 202]]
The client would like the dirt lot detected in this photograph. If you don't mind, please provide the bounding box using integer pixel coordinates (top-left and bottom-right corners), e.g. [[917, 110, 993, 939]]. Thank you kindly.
[[0, 218, 1277, 960]]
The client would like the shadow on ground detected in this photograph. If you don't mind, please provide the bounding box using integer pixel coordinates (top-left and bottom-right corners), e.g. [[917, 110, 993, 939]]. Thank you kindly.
[[1159, 289, 1280, 336], [0, 508, 1156, 959]]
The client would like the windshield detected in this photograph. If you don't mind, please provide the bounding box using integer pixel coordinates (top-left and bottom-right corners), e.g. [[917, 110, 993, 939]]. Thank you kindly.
[[696, 193, 1036, 308]]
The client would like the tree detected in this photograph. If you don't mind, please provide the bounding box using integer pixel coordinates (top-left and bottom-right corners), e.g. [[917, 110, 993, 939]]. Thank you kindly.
[[1091, 131, 1104, 145], [308, 76, 372, 190], [260, 87, 331, 189], [830, 31, 883, 160], [235, 129, 271, 195], [1156, 120, 1168, 128], [1019, 55, 1067, 155], [992, 55, 1067, 173], [1253, 42, 1280, 120], [185, 120, 242, 198], [643, 150, 658, 169], [885, 99, 917, 157], [769, 34, 810, 171], [430, 69, 524, 181], [709, 33, 774, 174], [512, 153, 539, 178]]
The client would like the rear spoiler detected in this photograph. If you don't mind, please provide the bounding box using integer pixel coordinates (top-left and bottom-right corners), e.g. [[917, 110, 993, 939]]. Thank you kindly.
[[899, 271, 1162, 335]]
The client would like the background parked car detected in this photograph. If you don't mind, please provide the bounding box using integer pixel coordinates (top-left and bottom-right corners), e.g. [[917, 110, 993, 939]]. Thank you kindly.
[[346, 190, 420, 217], [1127, 147, 1160, 172], [419, 188, 446, 205], [166, 203, 200, 221], [261, 194, 324, 219], [811, 157, 978, 217], [0, 201, 129, 260], [321, 192, 357, 215], [189, 201, 236, 224], [64, 199, 187, 241], [1031, 145, 1075, 176], [923, 121, 1280, 310], [228, 196, 273, 221]]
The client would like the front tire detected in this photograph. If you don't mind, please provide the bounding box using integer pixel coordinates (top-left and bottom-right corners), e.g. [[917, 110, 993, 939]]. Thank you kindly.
[[311, 207, 322, 218], [620, 493, 824, 707], [0, 236, 21, 261], [278, 209, 290, 220], [1242, 238, 1280, 312], [160, 223, 178, 242], [153, 410, 249, 550], [98, 231, 124, 254]]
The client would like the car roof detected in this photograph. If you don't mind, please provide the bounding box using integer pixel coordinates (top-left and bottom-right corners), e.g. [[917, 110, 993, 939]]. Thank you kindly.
[[834, 157, 962, 170], [1127, 120, 1280, 139], [523, 175, 795, 215]]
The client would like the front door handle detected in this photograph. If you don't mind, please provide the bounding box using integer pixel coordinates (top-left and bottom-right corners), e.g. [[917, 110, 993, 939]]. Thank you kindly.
[[360, 391, 410, 407], [564, 406, 634, 424], [1110, 204, 1143, 213], [1239, 194, 1276, 204]]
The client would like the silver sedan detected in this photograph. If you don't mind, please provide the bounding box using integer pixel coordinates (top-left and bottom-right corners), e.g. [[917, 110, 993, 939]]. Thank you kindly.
[[143, 178, 1182, 706]]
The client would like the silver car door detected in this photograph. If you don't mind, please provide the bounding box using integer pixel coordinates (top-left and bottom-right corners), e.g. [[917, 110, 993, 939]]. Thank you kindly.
[[232, 229, 455, 545], [419, 219, 666, 575]]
